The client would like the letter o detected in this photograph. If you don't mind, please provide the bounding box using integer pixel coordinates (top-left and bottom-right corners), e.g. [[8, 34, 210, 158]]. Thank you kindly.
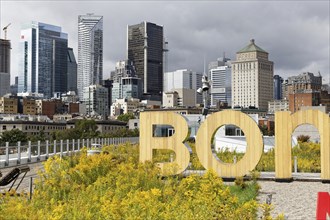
[[195, 110, 264, 177]]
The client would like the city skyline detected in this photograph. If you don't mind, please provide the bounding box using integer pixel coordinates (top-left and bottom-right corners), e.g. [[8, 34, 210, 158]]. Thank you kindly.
[[1, 1, 329, 84]]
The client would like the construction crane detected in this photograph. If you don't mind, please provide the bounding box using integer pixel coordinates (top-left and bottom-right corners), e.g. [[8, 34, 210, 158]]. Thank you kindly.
[[3, 23, 11, 40]]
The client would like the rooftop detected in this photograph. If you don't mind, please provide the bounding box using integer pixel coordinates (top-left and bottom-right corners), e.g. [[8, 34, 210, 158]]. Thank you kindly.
[[237, 39, 268, 53]]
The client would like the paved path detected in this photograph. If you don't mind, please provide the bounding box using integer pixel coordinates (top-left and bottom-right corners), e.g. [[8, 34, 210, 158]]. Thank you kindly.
[[257, 181, 330, 219]]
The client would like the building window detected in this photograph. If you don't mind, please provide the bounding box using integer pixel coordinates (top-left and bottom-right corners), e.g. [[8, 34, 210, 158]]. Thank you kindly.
[[2, 125, 6, 130]]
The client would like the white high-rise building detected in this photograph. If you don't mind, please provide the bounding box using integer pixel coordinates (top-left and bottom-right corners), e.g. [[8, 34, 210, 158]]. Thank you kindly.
[[232, 39, 273, 110], [164, 69, 202, 104], [77, 14, 103, 100], [82, 84, 109, 119], [209, 57, 232, 107]]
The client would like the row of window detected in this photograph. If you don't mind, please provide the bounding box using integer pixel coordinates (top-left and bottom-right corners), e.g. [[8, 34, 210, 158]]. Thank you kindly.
[[2, 125, 125, 132], [24, 125, 66, 131]]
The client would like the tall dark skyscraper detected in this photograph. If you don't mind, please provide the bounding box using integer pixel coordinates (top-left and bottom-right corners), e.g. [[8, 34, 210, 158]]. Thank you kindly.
[[18, 22, 68, 98], [273, 75, 283, 100], [127, 22, 164, 101], [0, 39, 11, 96], [67, 48, 77, 93]]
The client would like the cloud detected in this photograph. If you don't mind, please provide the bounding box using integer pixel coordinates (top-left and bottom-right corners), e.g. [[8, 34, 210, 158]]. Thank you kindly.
[[1, 1, 329, 83]]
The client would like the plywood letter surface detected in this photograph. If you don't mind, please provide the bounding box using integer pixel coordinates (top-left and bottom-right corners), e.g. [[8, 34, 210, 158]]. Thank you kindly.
[[275, 110, 330, 181], [195, 110, 264, 178], [139, 112, 190, 175]]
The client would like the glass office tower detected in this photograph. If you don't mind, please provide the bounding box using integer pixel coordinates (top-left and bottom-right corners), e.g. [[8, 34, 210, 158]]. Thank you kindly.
[[67, 48, 77, 93], [128, 22, 164, 101], [77, 14, 103, 100], [209, 57, 232, 107], [18, 22, 68, 98]]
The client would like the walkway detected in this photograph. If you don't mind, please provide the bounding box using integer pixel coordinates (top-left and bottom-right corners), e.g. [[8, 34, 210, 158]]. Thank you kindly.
[[258, 181, 330, 219]]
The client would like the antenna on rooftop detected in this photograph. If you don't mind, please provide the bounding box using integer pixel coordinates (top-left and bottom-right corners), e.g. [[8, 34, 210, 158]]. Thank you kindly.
[[3, 23, 11, 40], [203, 54, 206, 75]]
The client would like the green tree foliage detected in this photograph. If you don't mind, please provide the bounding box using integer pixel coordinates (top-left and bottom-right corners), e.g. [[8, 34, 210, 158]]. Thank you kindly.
[[100, 128, 139, 138], [28, 130, 47, 143], [54, 119, 100, 140], [258, 125, 274, 136], [75, 119, 99, 138], [0, 143, 261, 219], [117, 113, 135, 122], [0, 129, 28, 145]]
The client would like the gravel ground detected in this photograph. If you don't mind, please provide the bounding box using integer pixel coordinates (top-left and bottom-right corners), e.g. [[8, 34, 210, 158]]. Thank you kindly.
[[257, 181, 330, 219]]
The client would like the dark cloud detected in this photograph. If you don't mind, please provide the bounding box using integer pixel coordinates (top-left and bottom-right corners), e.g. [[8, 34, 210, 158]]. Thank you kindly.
[[1, 1, 329, 83]]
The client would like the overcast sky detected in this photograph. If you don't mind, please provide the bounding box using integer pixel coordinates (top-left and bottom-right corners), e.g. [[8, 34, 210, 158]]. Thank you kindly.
[[1, 1, 329, 84]]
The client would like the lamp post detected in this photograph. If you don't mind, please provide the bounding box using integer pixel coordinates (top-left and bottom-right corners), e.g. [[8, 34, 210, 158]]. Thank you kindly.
[[197, 75, 211, 118]]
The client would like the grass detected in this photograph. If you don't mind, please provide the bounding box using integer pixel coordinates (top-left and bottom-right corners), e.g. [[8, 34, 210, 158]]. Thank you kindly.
[[229, 181, 260, 204]]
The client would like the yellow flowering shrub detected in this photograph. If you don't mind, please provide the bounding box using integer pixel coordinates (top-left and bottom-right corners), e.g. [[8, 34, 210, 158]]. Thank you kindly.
[[0, 143, 259, 219]]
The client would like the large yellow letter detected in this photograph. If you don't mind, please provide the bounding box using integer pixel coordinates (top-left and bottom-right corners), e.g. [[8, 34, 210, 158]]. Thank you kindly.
[[139, 111, 190, 175], [275, 110, 330, 182], [195, 110, 264, 178]]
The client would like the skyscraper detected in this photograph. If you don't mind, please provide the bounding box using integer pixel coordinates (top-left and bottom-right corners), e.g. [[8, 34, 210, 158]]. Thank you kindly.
[[0, 39, 11, 96], [273, 75, 283, 100], [77, 14, 103, 100], [128, 22, 164, 101], [18, 22, 68, 98], [209, 57, 232, 107], [232, 39, 274, 110], [67, 48, 77, 93]]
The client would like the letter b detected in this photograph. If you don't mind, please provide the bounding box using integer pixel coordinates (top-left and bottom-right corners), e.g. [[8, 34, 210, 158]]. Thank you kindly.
[[139, 112, 190, 175]]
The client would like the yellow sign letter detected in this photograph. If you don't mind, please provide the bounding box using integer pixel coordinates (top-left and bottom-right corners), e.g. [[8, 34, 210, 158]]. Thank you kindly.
[[275, 110, 330, 182], [139, 111, 190, 175], [195, 110, 264, 178]]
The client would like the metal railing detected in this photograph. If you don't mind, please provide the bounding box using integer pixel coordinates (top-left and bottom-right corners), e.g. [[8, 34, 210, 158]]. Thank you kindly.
[[0, 137, 139, 168]]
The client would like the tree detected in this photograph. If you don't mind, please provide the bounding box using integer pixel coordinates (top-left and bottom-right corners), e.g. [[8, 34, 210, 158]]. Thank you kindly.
[[117, 113, 135, 122], [258, 125, 268, 136], [54, 129, 81, 141], [54, 119, 100, 140], [100, 128, 139, 138], [0, 129, 28, 145], [75, 119, 99, 138], [28, 130, 47, 143]]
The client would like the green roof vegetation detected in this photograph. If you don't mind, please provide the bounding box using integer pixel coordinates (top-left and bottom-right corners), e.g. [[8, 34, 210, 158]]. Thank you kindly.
[[237, 39, 268, 53]]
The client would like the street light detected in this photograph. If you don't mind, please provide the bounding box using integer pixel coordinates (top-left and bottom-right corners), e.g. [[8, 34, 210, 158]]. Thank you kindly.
[[197, 75, 210, 117]]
